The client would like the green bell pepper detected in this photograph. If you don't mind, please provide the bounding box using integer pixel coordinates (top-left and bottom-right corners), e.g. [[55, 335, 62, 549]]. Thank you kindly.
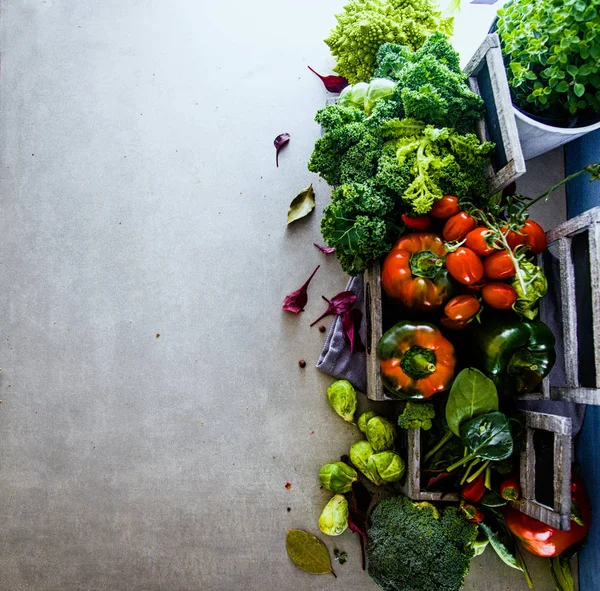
[[471, 315, 556, 394]]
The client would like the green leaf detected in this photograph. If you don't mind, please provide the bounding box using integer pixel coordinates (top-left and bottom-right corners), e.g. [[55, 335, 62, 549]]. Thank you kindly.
[[445, 368, 498, 437], [567, 65, 579, 76], [574, 83, 585, 97], [287, 185, 315, 224], [480, 490, 508, 508], [479, 522, 522, 571], [461, 412, 514, 461], [556, 80, 570, 93], [550, 556, 574, 591], [286, 529, 336, 576]]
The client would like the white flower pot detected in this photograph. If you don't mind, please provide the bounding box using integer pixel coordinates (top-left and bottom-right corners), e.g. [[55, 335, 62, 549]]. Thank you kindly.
[[513, 106, 600, 161]]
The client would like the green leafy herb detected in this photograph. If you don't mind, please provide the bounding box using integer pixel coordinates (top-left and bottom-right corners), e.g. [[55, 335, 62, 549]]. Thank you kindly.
[[496, 0, 600, 119], [447, 412, 514, 471], [445, 368, 499, 437], [287, 185, 315, 224], [286, 529, 336, 577], [333, 548, 348, 565]]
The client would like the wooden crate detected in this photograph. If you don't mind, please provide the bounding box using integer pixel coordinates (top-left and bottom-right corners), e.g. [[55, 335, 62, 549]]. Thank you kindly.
[[463, 34, 526, 195]]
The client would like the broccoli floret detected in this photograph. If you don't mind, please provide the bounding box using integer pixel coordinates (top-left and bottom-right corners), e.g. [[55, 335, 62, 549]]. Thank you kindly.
[[367, 496, 478, 591], [397, 401, 436, 430], [325, 0, 453, 84], [320, 183, 396, 276]]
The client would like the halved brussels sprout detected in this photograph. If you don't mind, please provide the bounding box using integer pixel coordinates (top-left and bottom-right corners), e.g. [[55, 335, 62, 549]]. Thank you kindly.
[[318, 494, 349, 536]]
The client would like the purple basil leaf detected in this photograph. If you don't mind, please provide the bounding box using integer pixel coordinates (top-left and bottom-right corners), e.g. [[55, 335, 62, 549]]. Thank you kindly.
[[341, 308, 365, 355], [314, 243, 335, 254], [307, 66, 349, 93], [274, 133, 290, 167], [345, 481, 372, 570], [310, 290, 357, 327], [282, 265, 320, 313], [425, 471, 453, 489]]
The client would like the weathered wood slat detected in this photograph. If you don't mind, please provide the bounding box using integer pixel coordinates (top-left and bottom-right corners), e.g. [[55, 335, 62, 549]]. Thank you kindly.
[[518, 411, 572, 530]]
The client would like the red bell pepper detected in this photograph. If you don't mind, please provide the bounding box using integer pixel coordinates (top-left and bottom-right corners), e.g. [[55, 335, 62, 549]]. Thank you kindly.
[[500, 475, 521, 501], [504, 473, 590, 557], [461, 472, 486, 503], [461, 503, 485, 523]]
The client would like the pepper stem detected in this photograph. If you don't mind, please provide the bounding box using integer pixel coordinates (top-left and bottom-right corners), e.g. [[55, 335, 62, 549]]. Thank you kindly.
[[401, 347, 437, 379], [409, 250, 443, 279]]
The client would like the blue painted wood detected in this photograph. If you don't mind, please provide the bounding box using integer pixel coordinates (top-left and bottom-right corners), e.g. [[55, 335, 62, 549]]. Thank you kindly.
[[565, 129, 600, 218], [566, 128, 600, 591], [576, 406, 600, 591]]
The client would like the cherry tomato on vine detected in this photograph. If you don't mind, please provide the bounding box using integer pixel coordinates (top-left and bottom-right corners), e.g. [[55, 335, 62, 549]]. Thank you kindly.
[[440, 315, 468, 331], [401, 214, 431, 231], [429, 196, 460, 220], [465, 227, 496, 258], [506, 220, 547, 254], [444, 295, 480, 322], [442, 212, 477, 242], [445, 247, 484, 285], [484, 250, 516, 279], [481, 283, 518, 310]]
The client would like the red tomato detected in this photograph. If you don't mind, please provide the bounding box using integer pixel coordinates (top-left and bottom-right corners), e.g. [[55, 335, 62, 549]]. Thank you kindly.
[[484, 250, 516, 279], [429, 196, 460, 220], [506, 220, 547, 254], [401, 214, 431, 231], [465, 227, 497, 258], [440, 315, 468, 331], [444, 295, 480, 321], [481, 283, 518, 310], [446, 247, 484, 285], [442, 212, 477, 242]]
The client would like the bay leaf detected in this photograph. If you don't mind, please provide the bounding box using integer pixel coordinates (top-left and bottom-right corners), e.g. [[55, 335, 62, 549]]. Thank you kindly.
[[287, 185, 315, 224], [445, 368, 498, 437], [286, 529, 336, 577]]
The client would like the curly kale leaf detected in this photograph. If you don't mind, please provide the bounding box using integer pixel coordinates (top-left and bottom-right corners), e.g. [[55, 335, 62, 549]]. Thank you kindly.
[[377, 121, 494, 213], [374, 33, 484, 133], [320, 183, 397, 276]]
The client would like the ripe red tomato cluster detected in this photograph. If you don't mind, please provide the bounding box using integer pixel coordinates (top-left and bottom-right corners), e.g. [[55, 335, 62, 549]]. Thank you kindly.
[[399, 197, 549, 330]]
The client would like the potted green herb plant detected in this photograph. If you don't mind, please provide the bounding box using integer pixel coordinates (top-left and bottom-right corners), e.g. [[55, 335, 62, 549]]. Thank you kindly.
[[494, 0, 600, 159]]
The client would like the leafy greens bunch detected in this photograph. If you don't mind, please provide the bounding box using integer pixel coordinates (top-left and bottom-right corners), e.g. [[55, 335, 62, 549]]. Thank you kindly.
[[325, 0, 454, 84], [311, 114, 493, 275], [309, 34, 494, 276]]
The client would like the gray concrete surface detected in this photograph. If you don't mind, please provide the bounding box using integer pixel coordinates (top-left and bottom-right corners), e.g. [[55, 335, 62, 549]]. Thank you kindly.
[[0, 1, 566, 590]]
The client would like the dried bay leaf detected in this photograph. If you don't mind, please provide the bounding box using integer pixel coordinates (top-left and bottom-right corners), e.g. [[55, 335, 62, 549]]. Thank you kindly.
[[286, 529, 336, 577], [287, 185, 315, 224]]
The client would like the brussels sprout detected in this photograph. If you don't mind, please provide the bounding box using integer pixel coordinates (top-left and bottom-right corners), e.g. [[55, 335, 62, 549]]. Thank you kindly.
[[357, 411, 378, 433], [338, 82, 369, 110], [318, 494, 349, 536], [365, 416, 396, 452], [364, 78, 396, 115], [367, 451, 406, 483], [319, 462, 358, 493], [326, 380, 358, 423], [349, 440, 382, 485]]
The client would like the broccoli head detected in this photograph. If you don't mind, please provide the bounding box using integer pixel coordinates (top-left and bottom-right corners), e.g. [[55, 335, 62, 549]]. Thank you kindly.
[[325, 0, 453, 84], [397, 401, 436, 430], [367, 496, 478, 591]]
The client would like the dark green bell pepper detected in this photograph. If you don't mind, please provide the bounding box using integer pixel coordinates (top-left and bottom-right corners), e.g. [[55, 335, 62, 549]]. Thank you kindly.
[[471, 315, 556, 394]]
